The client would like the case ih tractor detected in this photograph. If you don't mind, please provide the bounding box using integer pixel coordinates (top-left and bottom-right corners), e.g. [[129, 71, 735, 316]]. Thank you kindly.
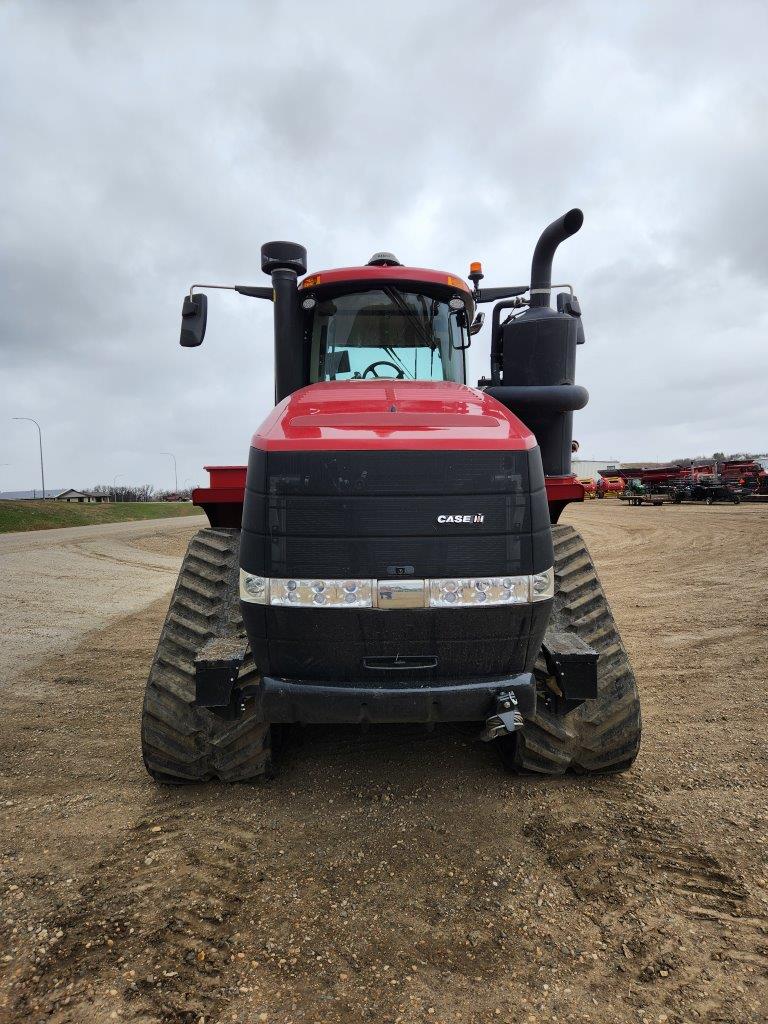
[[141, 209, 641, 783]]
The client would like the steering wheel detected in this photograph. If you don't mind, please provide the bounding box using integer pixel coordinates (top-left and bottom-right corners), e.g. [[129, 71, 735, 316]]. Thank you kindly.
[[361, 360, 405, 379]]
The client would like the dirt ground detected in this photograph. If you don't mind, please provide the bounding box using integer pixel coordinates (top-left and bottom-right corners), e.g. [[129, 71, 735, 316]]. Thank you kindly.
[[0, 502, 765, 1024]]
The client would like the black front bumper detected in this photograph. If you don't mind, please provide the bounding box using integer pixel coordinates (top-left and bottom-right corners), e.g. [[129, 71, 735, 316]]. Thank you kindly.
[[240, 672, 536, 725]]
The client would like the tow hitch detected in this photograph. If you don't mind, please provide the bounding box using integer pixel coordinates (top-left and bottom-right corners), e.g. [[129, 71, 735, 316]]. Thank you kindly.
[[480, 691, 524, 742]]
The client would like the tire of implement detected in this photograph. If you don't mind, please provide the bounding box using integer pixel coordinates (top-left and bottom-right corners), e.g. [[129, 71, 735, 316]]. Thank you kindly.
[[141, 528, 271, 784], [503, 524, 642, 775]]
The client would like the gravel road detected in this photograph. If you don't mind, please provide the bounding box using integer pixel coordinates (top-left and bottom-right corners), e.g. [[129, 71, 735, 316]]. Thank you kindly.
[[0, 516, 206, 686], [0, 504, 765, 1024]]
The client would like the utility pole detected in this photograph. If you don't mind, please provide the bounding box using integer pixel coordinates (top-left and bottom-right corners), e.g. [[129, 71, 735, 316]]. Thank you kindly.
[[113, 473, 123, 503], [160, 452, 178, 493], [13, 418, 46, 498]]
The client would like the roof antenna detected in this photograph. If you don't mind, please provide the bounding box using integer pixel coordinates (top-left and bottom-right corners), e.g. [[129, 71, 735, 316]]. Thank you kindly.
[[367, 251, 402, 267]]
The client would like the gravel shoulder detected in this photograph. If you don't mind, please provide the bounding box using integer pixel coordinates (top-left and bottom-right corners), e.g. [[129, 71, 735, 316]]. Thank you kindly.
[[0, 516, 205, 686], [0, 503, 765, 1024]]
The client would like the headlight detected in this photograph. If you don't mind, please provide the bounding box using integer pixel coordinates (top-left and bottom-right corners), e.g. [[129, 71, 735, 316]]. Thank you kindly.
[[428, 576, 530, 607], [531, 566, 555, 602], [240, 569, 554, 608], [268, 577, 373, 608], [240, 571, 268, 604]]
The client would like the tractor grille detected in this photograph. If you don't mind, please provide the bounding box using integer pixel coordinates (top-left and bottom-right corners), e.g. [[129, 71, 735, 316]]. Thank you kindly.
[[240, 448, 552, 578], [240, 447, 553, 683]]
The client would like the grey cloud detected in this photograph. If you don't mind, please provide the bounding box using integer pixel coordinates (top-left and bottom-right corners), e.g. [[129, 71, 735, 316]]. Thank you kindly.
[[1, 0, 766, 492]]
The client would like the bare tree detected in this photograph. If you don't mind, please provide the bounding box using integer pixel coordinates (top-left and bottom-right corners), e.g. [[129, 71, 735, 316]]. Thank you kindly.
[[90, 483, 156, 502]]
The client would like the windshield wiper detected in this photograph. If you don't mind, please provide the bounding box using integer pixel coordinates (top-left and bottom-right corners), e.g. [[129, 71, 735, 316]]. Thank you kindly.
[[382, 344, 415, 379], [384, 287, 436, 352]]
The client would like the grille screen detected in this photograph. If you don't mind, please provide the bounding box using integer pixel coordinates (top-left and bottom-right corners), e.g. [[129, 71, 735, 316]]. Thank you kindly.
[[241, 447, 552, 578]]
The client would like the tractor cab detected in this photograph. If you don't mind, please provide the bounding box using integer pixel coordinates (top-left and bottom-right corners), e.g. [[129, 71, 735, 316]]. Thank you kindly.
[[298, 256, 475, 385]]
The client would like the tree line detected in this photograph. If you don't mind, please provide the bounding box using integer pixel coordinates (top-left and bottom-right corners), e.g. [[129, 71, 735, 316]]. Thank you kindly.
[[89, 484, 194, 502], [672, 452, 764, 466]]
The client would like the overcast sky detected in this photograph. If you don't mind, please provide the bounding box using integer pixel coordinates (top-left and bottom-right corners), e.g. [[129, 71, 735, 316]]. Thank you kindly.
[[2, 0, 767, 492]]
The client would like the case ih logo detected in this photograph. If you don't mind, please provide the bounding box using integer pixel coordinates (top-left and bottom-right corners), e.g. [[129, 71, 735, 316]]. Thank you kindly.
[[436, 514, 485, 524]]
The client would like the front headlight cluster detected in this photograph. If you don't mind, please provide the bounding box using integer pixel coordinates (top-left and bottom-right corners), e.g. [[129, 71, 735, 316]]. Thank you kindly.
[[271, 577, 373, 608], [240, 573, 373, 608], [240, 568, 555, 608], [429, 568, 554, 606], [428, 576, 529, 607]]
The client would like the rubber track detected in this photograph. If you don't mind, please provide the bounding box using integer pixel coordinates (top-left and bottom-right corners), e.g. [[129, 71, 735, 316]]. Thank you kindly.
[[141, 528, 270, 783], [508, 524, 642, 775]]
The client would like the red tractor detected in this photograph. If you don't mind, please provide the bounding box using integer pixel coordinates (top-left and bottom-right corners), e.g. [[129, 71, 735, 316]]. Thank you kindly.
[[141, 210, 641, 783]]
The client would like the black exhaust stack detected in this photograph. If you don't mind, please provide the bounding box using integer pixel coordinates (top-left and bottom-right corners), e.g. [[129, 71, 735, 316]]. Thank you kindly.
[[529, 208, 584, 307], [485, 209, 588, 488], [261, 241, 307, 403]]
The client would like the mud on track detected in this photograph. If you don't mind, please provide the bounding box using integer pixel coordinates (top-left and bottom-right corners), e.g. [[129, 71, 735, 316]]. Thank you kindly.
[[0, 503, 766, 1023]]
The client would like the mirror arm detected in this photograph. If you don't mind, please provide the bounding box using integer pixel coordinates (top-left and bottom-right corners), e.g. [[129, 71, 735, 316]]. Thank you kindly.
[[531, 283, 573, 299], [235, 285, 273, 300], [179, 281, 273, 349], [475, 285, 529, 304], [188, 283, 273, 301], [474, 283, 574, 304]]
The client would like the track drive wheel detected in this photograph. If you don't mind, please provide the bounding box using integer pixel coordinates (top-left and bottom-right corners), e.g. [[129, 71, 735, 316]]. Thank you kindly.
[[141, 528, 271, 784], [502, 524, 641, 775]]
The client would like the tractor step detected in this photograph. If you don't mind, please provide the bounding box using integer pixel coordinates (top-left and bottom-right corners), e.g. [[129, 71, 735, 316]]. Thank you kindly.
[[194, 635, 250, 709], [543, 630, 598, 710]]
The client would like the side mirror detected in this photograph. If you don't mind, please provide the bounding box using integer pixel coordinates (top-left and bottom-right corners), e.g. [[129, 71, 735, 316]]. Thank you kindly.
[[469, 311, 485, 336], [452, 307, 477, 350], [557, 292, 585, 345], [557, 292, 581, 317], [180, 293, 207, 347]]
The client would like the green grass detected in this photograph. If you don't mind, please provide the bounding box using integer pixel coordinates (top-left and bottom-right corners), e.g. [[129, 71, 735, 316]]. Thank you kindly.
[[0, 500, 203, 534]]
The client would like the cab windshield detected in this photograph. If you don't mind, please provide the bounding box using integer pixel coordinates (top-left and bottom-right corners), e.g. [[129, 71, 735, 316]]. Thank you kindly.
[[307, 287, 467, 383]]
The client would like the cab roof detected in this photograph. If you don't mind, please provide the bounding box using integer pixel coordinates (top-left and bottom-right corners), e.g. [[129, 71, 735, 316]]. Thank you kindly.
[[300, 264, 472, 294]]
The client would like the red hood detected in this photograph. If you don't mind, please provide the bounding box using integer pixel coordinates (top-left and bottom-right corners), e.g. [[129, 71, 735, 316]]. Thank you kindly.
[[251, 380, 536, 452]]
